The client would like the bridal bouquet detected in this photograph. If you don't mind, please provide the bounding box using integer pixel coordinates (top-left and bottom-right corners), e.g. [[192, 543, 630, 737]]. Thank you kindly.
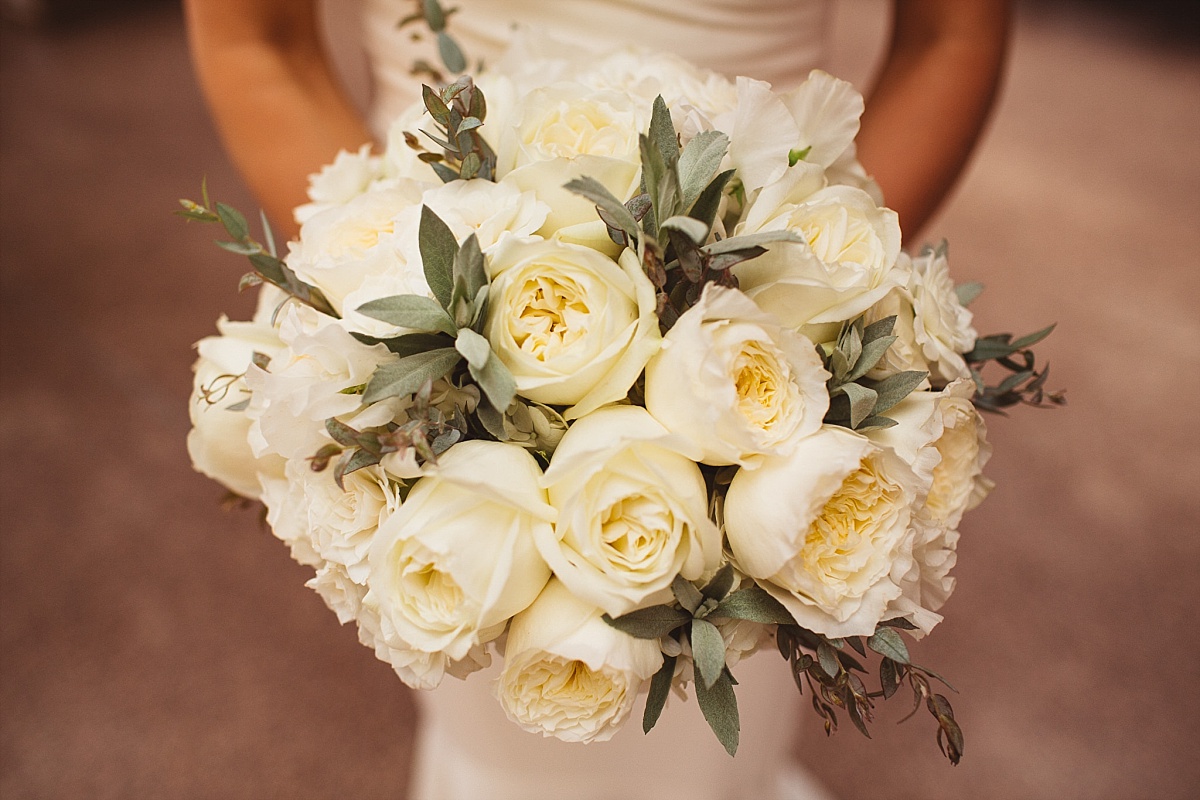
[[182, 24, 1058, 763]]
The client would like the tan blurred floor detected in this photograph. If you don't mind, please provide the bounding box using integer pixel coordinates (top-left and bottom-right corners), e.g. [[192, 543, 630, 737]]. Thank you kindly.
[[2, 3, 1198, 799]]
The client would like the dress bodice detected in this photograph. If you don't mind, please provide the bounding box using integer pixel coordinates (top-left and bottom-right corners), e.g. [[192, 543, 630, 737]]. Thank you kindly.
[[360, 0, 832, 136]]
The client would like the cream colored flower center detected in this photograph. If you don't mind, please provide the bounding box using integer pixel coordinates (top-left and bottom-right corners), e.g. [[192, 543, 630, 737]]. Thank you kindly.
[[599, 495, 674, 572], [392, 543, 467, 630], [731, 341, 795, 433], [506, 655, 625, 724], [802, 457, 903, 580], [509, 273, 591, 360], [798, 205, 882, 267]]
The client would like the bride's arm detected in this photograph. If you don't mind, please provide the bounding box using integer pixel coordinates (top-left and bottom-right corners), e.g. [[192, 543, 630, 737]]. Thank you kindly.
[[857, 0, 1012, 239], [183, 0, 373, 238]]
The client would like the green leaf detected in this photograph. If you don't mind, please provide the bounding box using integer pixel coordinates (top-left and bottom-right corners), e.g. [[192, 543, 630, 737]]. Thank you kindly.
[[838, 382, 877, 429], [844, 335, 897, 382], [678, 130, 729, 209], [355, 294, 457, 335], [564, 177, 640, 241], [695, 668, 740, 756], [711, 586, 795, 625], [880, 657, 901, 699], [1010, 323, 1057, 350], [362, 348, 462, 404], [325, 418, 361, 448], [691, 618, 727, 690], [671, 575, 704, 614], [870, 370, 928, 414], [422, 0, 446, 31], [660, 214, 709, 245], [454, 328, 491, 369], [602, 605, 691, 639], [817, 640, 840, 678], [352, 331, 454, 358], [215, 239, 260, 256], [428, 160, 460, 184], [862, 315, 896, 344], [335, 448, 382, 486], [452, 232, 488, 309], [436, 31, 466, 73], [647, 95, 680, 165], [216, 202, 248, 241], [866, 625, 910, 665], [955, 281, 984, 307], [419, 206, 458, 310], [640, 132, 679, 233], [465, 341, 517, 410], [643, 655, 676, 734], [687, 168, 735, 230], [701, 563, 736, 601], [703, 229, 804, 256]]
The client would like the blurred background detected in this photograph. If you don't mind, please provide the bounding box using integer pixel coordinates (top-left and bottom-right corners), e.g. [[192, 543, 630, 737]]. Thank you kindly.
[[2, 1, 1197, 797]]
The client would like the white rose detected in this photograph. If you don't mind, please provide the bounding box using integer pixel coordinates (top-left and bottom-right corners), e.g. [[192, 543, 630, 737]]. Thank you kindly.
[[495, 578, 663, 743], [644, 284, 830, 467], [485, 238, 660, 419], [365, 441, 554, 683], [724, 425, 923, 637], [186, 312, 286, 500], [734, 186, 903, 329], [538, 405, 722, 616], [294, 143, 383, 225], [496, 83, 646, 251], [245, 305, 397, 461], [287, 183, 426, 312], [907, 245, 978, 385]]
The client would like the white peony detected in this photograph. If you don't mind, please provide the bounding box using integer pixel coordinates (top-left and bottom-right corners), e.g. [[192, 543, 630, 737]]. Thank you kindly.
[[365, 441, 554, 686], [724, 425, 924, 637], [734, 185, 903, 330], [644, 284, 830, 467], [538, 405, 722, 617], [495, 578, 663, 743], [484, 238, 660, 419]]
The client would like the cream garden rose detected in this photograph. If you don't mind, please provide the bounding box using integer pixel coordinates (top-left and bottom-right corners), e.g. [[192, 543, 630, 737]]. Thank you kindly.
[[538, 405, 721, 617], [724, 425, 924, 637], [365, 441, 554, 687], [644, 284, 830, 467], [495, 578, 663, 743], [735, 185, 903, 330], [485, 238, 660, 419]]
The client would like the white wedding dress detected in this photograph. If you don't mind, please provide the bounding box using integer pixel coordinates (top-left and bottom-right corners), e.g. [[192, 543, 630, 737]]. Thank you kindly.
[[345, 2, 839, 797]]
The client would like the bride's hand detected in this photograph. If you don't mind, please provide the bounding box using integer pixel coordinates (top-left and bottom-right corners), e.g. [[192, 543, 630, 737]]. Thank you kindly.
[[858, 0, 1012, 240], [183, 0, 374, 239]]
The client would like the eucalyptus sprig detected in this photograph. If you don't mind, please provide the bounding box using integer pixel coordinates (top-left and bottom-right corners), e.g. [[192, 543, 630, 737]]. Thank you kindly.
[[415, 77, 496, 183], [603, 564, 796, 756], [965, 324, 1064, 412], [397, 0, 467, 76], [310, 380, 469, 488], [822, 315, 929, 431], [177, 183, 338, 318], [566, 97, 801, 333], [775, 619, 965, 766], [350, 206, 516, 422]]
